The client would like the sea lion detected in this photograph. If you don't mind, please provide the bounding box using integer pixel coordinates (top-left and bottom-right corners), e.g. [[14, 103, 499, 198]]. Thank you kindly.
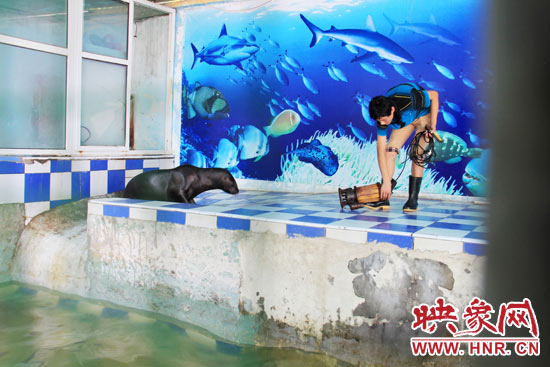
[[123, 164, 239, 203]]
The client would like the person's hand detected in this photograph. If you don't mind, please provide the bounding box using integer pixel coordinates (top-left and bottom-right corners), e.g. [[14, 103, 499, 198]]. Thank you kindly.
[[380, 180, 392, 200]]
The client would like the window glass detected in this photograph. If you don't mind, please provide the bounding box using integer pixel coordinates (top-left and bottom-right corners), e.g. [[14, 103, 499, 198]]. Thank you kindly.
[[0, 43, 66, 149], [131, 5, 169, 150], [81, 58, 126, 146], [83, 0, 128, 59], [0, 0, 67, 47]]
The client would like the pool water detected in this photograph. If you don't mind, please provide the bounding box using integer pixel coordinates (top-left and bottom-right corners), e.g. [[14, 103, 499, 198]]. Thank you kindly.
[[0, 282, 343, 367]]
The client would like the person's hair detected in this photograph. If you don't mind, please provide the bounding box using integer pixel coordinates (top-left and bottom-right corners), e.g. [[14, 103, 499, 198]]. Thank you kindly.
[[368, 96, 401, 123]]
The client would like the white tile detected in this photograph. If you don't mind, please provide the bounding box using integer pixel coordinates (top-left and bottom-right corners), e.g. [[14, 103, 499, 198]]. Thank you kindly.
[[25, 201, 50, 218], [414, 227, 470, 239], [159, 159, 175, 169], [24, 160, 50, 173], [88, 202, 103, 216], [108, 160, 125, 170], [313, 211, 357, 219], [438, 218, 483, 225], [143, 159, 160, 168], [326, 219, 380, 230], [414, 237, 463, 254], [474, 225, 488, 232], [454, 210, 486, 218], [250, 220, 286, 235], [326, 228, 367, 244], [72, 160, 91, 172], [129, 207, 156, 221], [298, 205, 335, 212], [252, 212, 302, 221], [386, 218, 435, 227], [50, 172, 71, 201], [134, 201, 174, 207], [0, 174, 24, 203], [125, 169, 143, 179], [185, 212, 217, 229], [90, 171, 108, 197]]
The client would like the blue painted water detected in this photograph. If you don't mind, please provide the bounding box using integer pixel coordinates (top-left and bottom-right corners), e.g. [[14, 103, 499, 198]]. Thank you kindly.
[[179, 0, 490, 196]]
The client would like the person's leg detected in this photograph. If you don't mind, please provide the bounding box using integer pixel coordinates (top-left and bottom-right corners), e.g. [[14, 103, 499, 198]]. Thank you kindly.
[[365, 123, 415, 210], [404, 114, 431, 211]]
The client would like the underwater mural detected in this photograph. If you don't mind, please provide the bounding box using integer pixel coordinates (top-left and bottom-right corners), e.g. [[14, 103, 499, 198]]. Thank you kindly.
[[178, 0, 490, 196]]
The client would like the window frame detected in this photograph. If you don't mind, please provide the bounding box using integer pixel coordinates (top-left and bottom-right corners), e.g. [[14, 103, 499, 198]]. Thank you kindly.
[[0, 0, 175, 157]]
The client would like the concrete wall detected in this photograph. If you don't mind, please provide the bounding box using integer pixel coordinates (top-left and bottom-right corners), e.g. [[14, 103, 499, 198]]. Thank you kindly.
[[9, 200, 485, 366], [0, 203, 25, 282]]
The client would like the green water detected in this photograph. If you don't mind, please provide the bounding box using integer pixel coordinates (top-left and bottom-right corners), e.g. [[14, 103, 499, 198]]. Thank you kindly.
[[0, 282, 342, 367]]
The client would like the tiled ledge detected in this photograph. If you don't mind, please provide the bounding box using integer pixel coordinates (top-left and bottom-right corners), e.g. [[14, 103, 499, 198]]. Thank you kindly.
[[88, 190, 488, 256]]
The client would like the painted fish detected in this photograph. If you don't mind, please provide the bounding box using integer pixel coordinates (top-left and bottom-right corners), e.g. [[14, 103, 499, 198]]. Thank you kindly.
[[267, 102, 282, 116], [284, 51, 301, 69], [305, 99, 321, 117], [298, 70, 319, 94], [191, 24, 259, 69], [273, 63, 289, 86], [266, 36, 280, 49], [391, 63, 414, 80], [355, 94, 374, 126], [213, 138, 239, 168], [359, 62, 387, 79], [284, 139, 339, 176], [431, 59, 455, 80], [252, 58, 267, 74], [384, 14, 462, 46], [441, 107, 457, 128], [432, 130, 483, 164], [467, 129, 488, 147], [186, 149, 209, 168], [295, 98, 315, 120], [336, 123, 347, 137], [237, 125, 269, 161], [300, 14, 415, 64], [283, 97, 295, 108], [418, 76, 447, 91], [264, 109, 301, 137], [461, 110, 476, 119], [444, 99, 461, 112], [463, 149, 490, 196], [183, 83, 230, 120], [344, 43, 359, 54], [278, 59, 294, 72], [330, 63, 348, 82], [459, 72, 476, 89], [326, 64, 340, 81], [347, 121, 368, 141]]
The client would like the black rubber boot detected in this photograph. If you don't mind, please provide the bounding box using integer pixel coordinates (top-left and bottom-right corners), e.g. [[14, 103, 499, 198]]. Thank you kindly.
[[403, 176, 422, 212], [365, 178, 397, 211]]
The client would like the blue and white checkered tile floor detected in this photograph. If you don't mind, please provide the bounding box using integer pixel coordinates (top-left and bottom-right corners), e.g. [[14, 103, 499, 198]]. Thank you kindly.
[[90, 190, 488, 256]]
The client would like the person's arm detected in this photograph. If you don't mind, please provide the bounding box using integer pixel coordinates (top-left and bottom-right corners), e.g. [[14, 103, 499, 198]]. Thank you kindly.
[[427, 90, 439, 132], [376, 134, 392, 200]]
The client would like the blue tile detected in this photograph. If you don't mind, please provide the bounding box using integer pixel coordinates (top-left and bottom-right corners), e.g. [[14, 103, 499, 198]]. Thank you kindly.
[[371, 222, 425, 233], [103, 205, 129, 218], [90, 160, 108, 171], [464, 242, 488, 256], [16, 287, 37, 296], [57, 298, 78, 310], [265, 203, 303, 208], [428, 222, 477, 231], [24, 173, 50, 202], [126, 159, 143, 170], [108, 170, 125, 193], [109, 198, 148, 204], [51, 160, 71, 172], [217, 216, 250, 231], [287, 224, 325, 238], [143, 167, 159, 172], [194, 199, 219, 206], [347, 215, 389, 222], [0, 161, 24, 174], [157, 210, 186, 225], [463, 231, 486, 241], [71, 171, 90, 200], [447, 214, 483, 220], [223, 208, 269, 216], [50, 199, 72, 208], [216, 340, 242, 355], [422, 208, 458, 214], [368, 232, 413, 249], [291, 215, 338, 225], [164, 322, 187, 336], [101, 307, 128, 319], [402, 214, 446, 221], [277, 208, 318, 215]]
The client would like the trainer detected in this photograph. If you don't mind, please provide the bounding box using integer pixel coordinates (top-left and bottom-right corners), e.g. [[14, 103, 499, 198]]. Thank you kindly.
[[368, 82, 439, 211]]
